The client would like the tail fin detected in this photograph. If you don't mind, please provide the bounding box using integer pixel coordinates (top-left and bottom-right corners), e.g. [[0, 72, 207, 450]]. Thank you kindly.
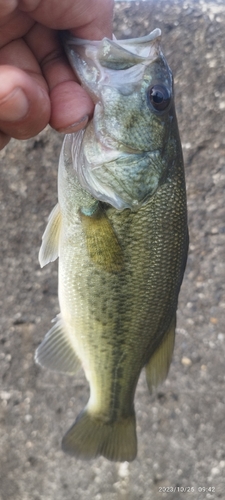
[[62, 409, 137, 462]]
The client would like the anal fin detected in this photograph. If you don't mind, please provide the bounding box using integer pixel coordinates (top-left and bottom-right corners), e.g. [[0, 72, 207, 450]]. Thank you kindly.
[[39, 203, 61, 268], [35, 316, 80, 375], [145, 314, 176, 394], [79, 204, 123, 273]]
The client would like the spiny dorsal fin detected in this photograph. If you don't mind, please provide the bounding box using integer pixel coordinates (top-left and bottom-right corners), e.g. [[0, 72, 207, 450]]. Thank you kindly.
[[79, 204, 123, 273], [39, 203, 61, 268], [35, 316, 81, 375], [145, 314, 176, 394]]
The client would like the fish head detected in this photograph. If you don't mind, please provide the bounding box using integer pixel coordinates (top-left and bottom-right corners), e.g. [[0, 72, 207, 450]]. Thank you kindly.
[[63, 31, 179, 210]]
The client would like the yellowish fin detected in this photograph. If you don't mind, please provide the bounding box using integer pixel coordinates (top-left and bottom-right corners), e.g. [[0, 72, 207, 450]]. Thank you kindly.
[[39, 203, 61, 268], [79, 205, 123, 273], [145, 315, 176, 394], [62, 409, 137, 462], [35, 316, 81, 374]]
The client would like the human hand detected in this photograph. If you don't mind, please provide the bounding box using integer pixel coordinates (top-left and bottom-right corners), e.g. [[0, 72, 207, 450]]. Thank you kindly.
[[0, 0, 113, 149]]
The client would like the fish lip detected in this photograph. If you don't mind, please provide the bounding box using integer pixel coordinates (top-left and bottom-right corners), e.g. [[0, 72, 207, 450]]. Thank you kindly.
[[61, 28, 161, 48], [90, 148, 161, 171], [95, 134, 147, 156], [93, 117, 159, 157]]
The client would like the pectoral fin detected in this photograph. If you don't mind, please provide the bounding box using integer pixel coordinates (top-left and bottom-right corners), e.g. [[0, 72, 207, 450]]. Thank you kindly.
[[145, 315, 176, 394], [79, 204, 123, 273], [39, 203, 62, 268]]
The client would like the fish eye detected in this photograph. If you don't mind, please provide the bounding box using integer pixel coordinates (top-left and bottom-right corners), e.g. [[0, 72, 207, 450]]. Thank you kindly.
[[147, 84, 171, 112]]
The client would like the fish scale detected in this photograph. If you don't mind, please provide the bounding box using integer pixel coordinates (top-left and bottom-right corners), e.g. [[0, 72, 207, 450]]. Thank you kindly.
[[36, 29, 188, 462]]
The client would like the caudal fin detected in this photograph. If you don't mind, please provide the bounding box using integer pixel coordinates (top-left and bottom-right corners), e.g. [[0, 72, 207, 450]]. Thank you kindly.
[[62, 409, 137, 462]]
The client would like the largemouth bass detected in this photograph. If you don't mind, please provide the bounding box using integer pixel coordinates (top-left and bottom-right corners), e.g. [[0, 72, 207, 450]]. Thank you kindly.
[[36, 29, 188, 462]]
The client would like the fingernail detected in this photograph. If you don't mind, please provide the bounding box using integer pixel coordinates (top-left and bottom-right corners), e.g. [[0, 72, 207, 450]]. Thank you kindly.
[[0, 87, 29, 122], [58, 115, 89, 133]]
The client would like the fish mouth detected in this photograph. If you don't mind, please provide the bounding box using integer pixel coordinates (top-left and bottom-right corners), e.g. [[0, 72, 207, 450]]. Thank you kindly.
[[62, 29, 162, 101]]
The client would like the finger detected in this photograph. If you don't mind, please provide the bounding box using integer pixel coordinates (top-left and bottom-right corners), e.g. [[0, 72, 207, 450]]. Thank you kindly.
[[0, 8, 34, 48], [0, 39, 50, 139], [50, 82, 91, 133], [0, 131, 10, 151], [25, 24, 94, 132], [0, 0, 17, 18], [0, 65, 50, 139], [18, 0, 114, 38]]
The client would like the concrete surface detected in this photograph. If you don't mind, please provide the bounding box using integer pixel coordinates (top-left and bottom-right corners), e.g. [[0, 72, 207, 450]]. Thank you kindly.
[[0, 1, 224, 499]]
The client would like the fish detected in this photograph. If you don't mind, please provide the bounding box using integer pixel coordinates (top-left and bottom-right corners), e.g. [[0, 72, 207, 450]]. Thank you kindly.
[[36, 29, 188, 462]]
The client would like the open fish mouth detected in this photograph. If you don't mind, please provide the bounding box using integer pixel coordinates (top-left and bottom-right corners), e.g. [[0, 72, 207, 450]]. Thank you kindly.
[[62, 29, 162, 101]]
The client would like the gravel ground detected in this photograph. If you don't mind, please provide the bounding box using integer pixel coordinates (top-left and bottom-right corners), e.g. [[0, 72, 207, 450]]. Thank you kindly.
[[0, 1, 225, 499]]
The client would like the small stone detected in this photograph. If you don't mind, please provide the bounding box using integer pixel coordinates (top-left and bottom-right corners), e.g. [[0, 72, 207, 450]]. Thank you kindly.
[[0, 391, 11, 401], [24, 414, 33, 423], [181, 357, 192, 366], [210, 317, 218, 324], [26, 441, 33, 448], [118, 462, 129, 478], [211, 466, 220, 476]]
